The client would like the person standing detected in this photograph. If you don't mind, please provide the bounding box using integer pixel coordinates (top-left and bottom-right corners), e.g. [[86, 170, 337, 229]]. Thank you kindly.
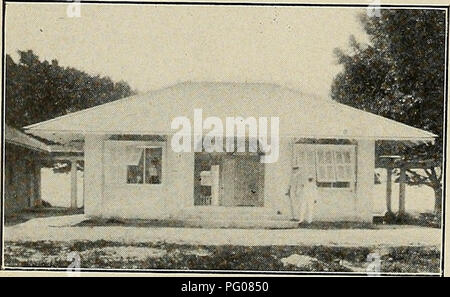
[[299, 176, 318, 223], [288, 168, 303, 220]]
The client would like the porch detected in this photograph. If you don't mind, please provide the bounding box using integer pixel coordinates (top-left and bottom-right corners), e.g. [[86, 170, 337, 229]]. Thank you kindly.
[[174, 206, 297, 229]]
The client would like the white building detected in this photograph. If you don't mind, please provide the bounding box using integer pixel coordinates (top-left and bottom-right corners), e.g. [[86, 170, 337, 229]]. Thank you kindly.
[[25, 82, 435, 227]]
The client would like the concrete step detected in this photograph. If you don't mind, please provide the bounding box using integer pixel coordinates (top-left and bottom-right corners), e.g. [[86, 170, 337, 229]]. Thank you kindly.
[[175, 207, 296, 229], [177, 209, 291, 221], [178, 213, 291, 221]]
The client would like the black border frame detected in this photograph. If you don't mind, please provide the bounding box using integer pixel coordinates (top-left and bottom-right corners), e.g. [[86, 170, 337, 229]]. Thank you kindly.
[[1, 0, 448, 277]]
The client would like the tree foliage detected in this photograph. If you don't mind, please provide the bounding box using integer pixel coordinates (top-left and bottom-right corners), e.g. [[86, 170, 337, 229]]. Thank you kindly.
[[331, 10, 445, 212], [6, 50, 136, 129]]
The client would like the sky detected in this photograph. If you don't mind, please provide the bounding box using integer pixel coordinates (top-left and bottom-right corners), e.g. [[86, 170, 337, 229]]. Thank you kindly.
[[5, 3, 369, 98]]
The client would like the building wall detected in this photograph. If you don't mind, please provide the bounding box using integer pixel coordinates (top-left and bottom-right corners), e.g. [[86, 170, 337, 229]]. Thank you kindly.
[[84, 135, 374, 222], [84, 135, 194, 219], [4, 143, 41, 216], [263, 137, 293, 216], [84, 135, 106, 217], [265, 138, 374, 222], [355, 139, 375, 222]]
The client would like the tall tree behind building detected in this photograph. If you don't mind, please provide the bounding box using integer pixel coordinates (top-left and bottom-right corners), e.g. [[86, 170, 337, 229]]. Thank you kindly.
[[331, 9, 445, 213], [6, 50, 136, 129]]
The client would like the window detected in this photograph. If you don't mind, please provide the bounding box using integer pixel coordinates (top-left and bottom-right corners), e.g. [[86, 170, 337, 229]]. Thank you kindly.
[[126, 147, 162, 184], [294, 144, 355, 189]]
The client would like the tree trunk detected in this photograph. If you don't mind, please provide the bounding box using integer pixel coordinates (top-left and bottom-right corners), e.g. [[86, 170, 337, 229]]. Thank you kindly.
[[434, 186, 442, 214]]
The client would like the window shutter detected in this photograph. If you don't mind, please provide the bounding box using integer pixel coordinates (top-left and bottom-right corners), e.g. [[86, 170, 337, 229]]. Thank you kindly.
[[294, 144, 355, 186], [293, 146, 316, 179], [334, 151, 348, 181], [316, 149, 336, 182]]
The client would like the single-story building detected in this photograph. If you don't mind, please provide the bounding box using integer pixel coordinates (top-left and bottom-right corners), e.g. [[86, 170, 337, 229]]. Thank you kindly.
[[24, 82, 436, 226], [4, 125, 48, 215], [4, 125, 84, 216]]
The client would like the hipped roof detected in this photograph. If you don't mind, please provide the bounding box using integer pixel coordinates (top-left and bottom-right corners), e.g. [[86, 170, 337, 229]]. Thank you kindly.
[[25, 82, 436, 143]]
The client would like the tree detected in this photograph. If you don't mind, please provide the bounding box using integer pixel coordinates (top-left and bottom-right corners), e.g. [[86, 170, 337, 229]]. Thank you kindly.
[[331, 10, 445, 213], [5, 50, 137, 172], [6, 50, 136, 128]]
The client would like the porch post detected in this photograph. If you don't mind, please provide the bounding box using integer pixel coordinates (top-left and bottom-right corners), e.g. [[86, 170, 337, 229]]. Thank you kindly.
[[30, 159, 42, 208], [71, 159, 78, 209], [386, 168, 392, 213], [399, 166, 406, 214]]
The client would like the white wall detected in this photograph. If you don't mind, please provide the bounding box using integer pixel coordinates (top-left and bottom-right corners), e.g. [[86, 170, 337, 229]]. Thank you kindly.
[[264, 137, 293, 216], [84, 135, 106, 217], [81, 135, 434, 221], [267, 138, 371, 222], [355, 139, 375, 222], [100, 137, 194, 219]]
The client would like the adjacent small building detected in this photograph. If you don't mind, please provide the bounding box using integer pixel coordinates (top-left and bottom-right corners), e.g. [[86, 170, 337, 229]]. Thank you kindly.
[[4, 125, 84, 216], [4, 125, 48, 215]]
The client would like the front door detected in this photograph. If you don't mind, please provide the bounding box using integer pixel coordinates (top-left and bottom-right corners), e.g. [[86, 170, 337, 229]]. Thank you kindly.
[[220, 155, 264, 207]]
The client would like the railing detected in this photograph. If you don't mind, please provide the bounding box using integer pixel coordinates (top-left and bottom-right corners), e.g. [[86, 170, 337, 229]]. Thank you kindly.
[[195, 195, 212, 206]]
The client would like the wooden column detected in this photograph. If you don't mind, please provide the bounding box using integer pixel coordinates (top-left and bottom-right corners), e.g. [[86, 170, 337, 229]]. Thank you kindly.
[[28, 159, 42, 208], [71, 160, 78, 209], [398, 167, 406, 214], [386, 168, 392, 213]]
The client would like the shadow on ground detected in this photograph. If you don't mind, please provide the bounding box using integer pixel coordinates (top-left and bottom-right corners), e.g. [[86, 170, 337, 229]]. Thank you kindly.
[[5, 207, 84, 226]]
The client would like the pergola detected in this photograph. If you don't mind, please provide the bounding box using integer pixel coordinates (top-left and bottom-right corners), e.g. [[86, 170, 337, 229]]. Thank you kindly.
[[375, 156, 440, 214]]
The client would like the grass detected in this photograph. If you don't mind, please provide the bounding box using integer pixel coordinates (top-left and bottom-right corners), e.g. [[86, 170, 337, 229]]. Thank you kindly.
[[297, 221, 378, 229], [3, 240, 441, 273]]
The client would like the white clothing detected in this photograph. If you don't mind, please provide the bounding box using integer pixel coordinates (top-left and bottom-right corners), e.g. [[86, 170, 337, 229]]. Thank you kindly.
[[299, 181, 317, 223]]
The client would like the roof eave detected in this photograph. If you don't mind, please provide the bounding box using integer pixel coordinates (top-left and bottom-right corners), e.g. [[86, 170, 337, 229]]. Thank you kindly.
[[25, 128, 436, 141]]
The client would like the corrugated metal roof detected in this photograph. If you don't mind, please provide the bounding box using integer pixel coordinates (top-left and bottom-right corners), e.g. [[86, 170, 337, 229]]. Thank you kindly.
[[25, 82, 436, 142]]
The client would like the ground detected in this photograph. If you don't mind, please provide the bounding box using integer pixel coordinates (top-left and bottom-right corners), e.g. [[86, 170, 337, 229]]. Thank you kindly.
[[5, 207, 83, 227], [4, 240, 440, 273], [3, 214, 442, 274]]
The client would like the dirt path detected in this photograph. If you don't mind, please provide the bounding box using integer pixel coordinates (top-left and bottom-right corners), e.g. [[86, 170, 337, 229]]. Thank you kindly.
[[4, 215, 441, 247]]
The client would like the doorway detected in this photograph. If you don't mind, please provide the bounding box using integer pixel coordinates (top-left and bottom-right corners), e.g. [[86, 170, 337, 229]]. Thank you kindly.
[[194, 152, 264, 207]]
